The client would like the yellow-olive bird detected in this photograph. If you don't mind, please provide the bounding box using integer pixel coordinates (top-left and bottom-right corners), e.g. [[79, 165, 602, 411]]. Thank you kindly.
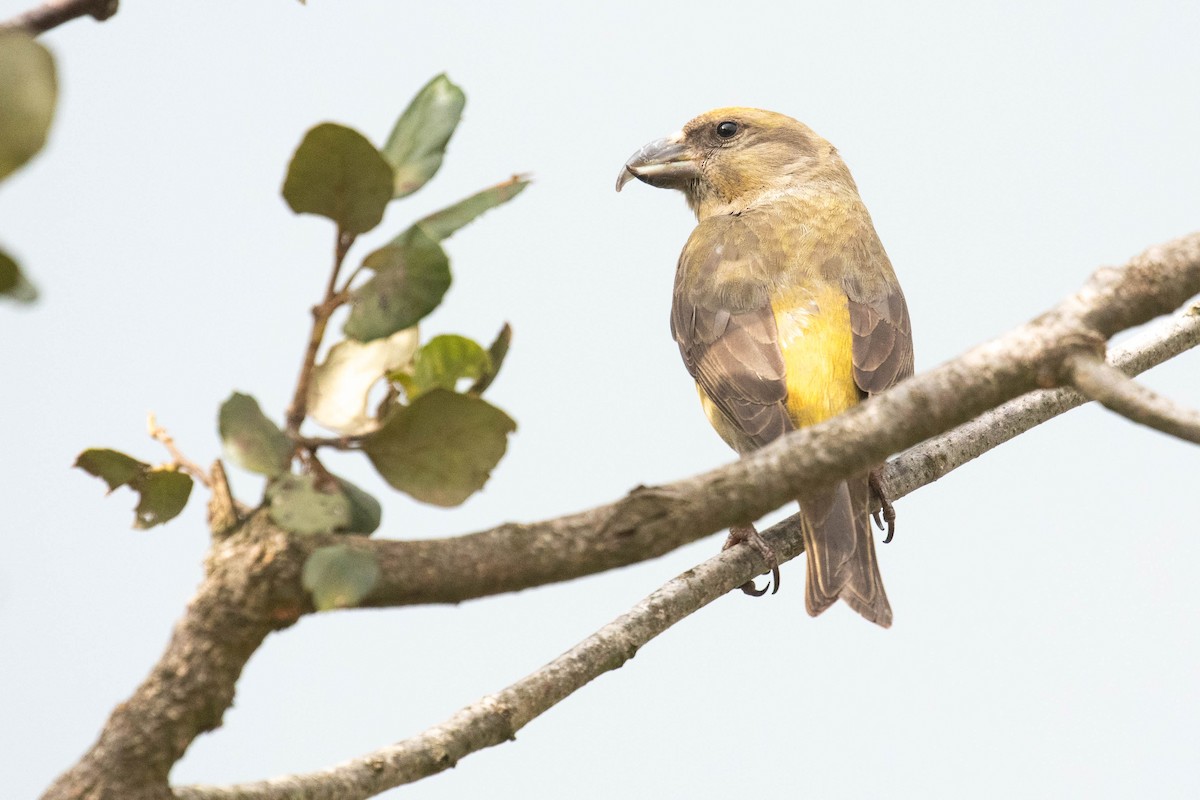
[[617, 108, 913, 627]]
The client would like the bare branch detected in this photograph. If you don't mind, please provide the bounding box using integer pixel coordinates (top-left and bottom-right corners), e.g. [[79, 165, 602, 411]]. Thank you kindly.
[[1062, 350, 1200, 445], [0, 0, 117, 35], [880, 299, 1200, 502]]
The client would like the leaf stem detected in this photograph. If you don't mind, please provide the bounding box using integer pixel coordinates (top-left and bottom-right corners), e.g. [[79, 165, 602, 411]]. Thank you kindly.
[[147, 413, 212, 488], [286, 229, 356, 438]]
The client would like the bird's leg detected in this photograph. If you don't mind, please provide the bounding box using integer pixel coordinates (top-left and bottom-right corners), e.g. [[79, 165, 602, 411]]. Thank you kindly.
[[723, 523, 780, 596], [868, 468, 897, 543]]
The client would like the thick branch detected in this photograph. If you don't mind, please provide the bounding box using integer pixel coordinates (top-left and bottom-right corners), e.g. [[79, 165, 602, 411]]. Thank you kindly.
[[1062, 351, 1200, 445], [0, 0, 117, 34], [42, 517, 309, 800]]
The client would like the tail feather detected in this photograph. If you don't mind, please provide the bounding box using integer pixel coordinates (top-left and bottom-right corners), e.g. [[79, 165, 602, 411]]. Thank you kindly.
[[800, 474, 892, 627]]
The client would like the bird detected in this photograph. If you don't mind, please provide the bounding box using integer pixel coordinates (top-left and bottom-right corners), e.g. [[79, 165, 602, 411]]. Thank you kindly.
[[616, 108, 913, 627]]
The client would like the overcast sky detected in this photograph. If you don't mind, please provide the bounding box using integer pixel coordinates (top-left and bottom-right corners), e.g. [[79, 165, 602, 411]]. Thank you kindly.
[[4, 1, 1199, 798]]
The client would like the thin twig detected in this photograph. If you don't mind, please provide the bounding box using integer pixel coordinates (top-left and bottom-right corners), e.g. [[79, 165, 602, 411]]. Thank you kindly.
[[1062, 351, 1200, 444], [285, 229, 356, 437], [147, 413, 212, 488], [0, 0, 117, 35]]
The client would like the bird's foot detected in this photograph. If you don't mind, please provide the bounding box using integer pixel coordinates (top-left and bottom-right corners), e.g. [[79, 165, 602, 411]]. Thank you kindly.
[[869, 468, 897, 543], [723, 523, 780, 596]]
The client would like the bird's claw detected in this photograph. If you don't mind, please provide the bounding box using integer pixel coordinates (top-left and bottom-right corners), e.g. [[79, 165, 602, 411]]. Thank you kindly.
[[723, 524, 781, 596], [869, 469, 897, 543]]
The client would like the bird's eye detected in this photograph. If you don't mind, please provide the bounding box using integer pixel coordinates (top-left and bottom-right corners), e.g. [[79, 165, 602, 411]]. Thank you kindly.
[[715, 120, 739, 139]]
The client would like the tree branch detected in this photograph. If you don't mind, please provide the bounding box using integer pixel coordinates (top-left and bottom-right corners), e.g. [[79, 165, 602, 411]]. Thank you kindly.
[[43, 232, 1200, 799], [0, 0, 117, 35], [174, 293, 1200, 800], [1061, 351, 1200, 445]]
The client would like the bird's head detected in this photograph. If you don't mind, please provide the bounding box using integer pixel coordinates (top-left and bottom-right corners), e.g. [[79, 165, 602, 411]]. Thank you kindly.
[[616, 107, 851, 218]]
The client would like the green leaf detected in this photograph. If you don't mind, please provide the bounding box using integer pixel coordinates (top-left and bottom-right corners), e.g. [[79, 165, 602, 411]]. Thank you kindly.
[[307, 328, 419, 435], [218, 392, 293, 477], [332, 474, 382, 535], [0, 247, 38, 303], [75, 448, 148, 493], [362, 389, 515, 507], [266, 473, 352, 535], [468, 323, 512, 395], [398, 334, 490, 400], [343, 228, 450, 343], [282, 122, 393, 234], [392, 176, 530, 249], [134, 469, 194, 530], [74, 449, 193, 529], [382, 73, 465, 198], [0, 32, 56, 182], [302, 545, 380, 611]]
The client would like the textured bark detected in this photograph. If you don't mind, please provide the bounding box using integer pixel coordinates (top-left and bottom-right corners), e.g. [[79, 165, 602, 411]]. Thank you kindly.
[[42, 233, 1200, 799], [42, 517, 307, 800]]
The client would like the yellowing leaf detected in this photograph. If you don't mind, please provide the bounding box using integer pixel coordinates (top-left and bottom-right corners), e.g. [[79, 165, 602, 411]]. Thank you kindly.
[[307, 328, 419, 435], [395, 334, 490, 400]]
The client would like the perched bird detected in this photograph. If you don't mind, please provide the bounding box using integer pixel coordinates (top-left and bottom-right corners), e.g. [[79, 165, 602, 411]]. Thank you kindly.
[[617, 108, 912, 627]]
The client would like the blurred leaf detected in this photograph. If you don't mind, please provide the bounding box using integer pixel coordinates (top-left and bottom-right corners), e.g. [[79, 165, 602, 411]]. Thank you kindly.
[[282, 122, 393, 234], [382, 73, 465, 198], [362, 389, 515, 507], [0, 32, 57, 182], [332, 474, 382, 535], [0, 246, 38, 303], [302, 545, 380, 611], [267, 473, 352, 535], [344, 228, 450, 343], [75, 448, 147, 493], [396, 334, 489, 400], [392, 176, 530, 249], [219, 392, 293, 476], [134, 469, 193, 529], [308, 328, 419, 435], [75, 449, 192, 529], [468, 323, 512, 395]]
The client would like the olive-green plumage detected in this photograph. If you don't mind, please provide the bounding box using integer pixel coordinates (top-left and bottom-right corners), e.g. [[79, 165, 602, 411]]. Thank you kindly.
[[619, 108, 913, 627]]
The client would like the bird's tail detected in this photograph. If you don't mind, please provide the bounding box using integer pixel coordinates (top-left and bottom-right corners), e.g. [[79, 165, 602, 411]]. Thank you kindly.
[[800, 474, 892, 627]]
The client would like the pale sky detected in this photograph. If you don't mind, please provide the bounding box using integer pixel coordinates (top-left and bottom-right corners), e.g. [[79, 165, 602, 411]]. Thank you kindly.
[[4, 1, 1200, 798]]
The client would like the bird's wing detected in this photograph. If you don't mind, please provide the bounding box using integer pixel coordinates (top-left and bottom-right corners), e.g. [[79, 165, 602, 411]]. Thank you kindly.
[[671, 218, 792, 451], [845, 271, 914, 396]]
